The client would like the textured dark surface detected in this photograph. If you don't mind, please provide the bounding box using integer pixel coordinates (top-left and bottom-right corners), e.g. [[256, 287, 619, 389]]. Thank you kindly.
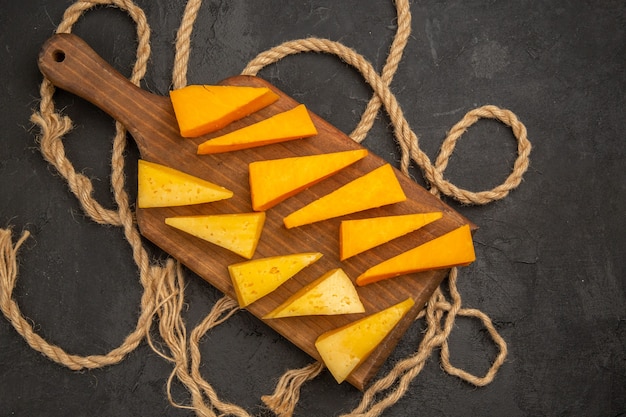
[[1, 1, 625, 416]]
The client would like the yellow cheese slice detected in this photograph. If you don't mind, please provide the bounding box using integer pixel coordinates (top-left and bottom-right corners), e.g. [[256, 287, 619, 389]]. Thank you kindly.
[[228, 252, 323, 307], [197, 104, 317, 154], [356, 224, 475, 286], [283, 164, 406, 229], [263, 268, 364, 319], [137, 159, 233, 208], [315, 297, 415, 383], [170, 84, 279, 137], [165, 212, 265, 259], [249, 149, 368, 211], [339, 212, 443, 260]]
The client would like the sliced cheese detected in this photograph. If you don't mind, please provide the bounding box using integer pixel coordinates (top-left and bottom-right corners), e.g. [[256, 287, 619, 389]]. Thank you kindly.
[[249, 149, 368, 211], [263, 268, 364, 319], [315, 297, 415, 383], [170, 84, 279, 137], [228, 252, 323, 307], [165, 212, 265, 259], [339, 212, 443, 260], [356, 224, 475, 286], [137, 159, 233, 208], [283, 164, 406, 229], [197, 104, 317, 154]]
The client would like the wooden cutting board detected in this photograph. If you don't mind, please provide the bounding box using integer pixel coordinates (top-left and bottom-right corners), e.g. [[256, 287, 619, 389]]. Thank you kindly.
[[38, 33, 474, 390]]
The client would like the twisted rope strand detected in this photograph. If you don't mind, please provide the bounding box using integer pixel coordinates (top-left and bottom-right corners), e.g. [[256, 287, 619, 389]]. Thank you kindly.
[[348, 0, 412, 144], [261, 361, 325, 417], [173, 0, 203, 89], [187, 296, 250, 417], [17, 0, 161, 371]]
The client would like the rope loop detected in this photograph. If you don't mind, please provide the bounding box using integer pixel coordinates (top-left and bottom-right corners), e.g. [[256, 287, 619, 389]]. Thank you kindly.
[[428, 105, 532, 204]]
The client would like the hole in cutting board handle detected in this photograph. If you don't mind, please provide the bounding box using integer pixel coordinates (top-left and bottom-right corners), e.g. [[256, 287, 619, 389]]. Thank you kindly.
[[52, 49, 66, 63]]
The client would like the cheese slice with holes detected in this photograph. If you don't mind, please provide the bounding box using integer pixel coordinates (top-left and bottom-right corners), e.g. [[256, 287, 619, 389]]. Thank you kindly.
[[170, 84, 279, 137], [137, 159, 233, 208], [315, 297, 415, 383], [228, 252, 323, 307], [263, 268, 364, 319], [165, 212, 265, 259]]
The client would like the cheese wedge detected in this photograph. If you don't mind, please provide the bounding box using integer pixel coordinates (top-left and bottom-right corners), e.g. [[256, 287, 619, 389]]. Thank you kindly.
[[283, 164, 406, 229], [315, 297, 415, 383], [228, 252, 323, 307], [249, 149, 368, 211], [165, 212, 265, 259], [137, 159, 233, 208], [197, 104, 317, 154], [263, 268, 364, 319], [339, 212, 443, 260], [170, 84, 279, 137], [356, 224, 475, 286]]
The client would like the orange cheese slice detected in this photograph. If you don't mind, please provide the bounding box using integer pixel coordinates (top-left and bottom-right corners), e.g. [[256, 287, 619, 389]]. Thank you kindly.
[[228, 252, 322, 307], [170, 84, 279, 137], [283, 164, 406, 229], [165, 212, 265, 259], [263, 268, 364, 319], [249, 149, 368, 211], [137, 159, 233, 208], [356, 224, 476, 286], [315, 297, 415, 383], [197, 104, 317, 154], [339, 212, 443, 260]]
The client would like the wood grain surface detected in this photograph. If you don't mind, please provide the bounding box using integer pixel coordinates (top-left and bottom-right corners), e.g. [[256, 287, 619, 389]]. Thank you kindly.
[[38, 33, 474, 390]]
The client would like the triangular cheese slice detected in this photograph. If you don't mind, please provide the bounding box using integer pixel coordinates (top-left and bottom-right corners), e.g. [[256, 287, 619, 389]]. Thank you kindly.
[[356, 224, 475, 286], [170, 84, 279, 137], [249, 149, 368, 211], [263, 268, 364, 319], [137, 159, 233, 208], [228, 252, 323, 307], [315, 297, 415, 383], [283, 164, 406, 229], [165, 212, 265, 259], [197, 104, 317, 154], [340, 212, 443, 260]]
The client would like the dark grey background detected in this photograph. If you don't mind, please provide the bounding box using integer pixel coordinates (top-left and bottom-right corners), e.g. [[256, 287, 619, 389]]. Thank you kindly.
[[1, 1, 624, 416]]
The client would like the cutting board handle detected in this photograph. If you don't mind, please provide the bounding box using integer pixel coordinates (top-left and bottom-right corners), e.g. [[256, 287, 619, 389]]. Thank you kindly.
[[37, 33, 175, 156]]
